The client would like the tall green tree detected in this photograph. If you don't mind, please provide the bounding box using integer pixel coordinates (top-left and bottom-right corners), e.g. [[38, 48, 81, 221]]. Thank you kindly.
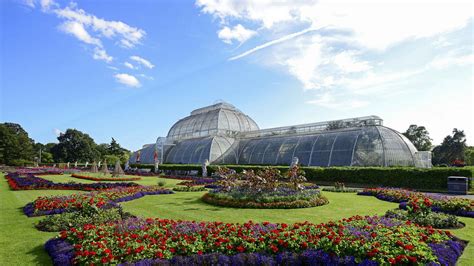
[[50, 129, 100, 162], [402, 125, 432, 151], [0, 123, 35, 165], [465, 147, 474, 166], [432, 128, 467, 165]]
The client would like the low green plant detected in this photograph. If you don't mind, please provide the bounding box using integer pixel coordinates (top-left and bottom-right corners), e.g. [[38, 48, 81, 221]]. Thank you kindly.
[[35, 207, 134, 232], [173, 186, 206, 192], [385, 209, 461, 229], [157, 180, 166, 187]]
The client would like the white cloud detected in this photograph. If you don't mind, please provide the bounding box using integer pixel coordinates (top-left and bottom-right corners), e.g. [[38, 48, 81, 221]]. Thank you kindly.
[[92, 47, 113, 63], [124, 62, 135, 69], [54, 5, 145, 48], [333, 51, 372, 73], [114, 73, 141, 87], [107, 66, 119, 71], [198, 0, 473, 106], [306, 92, 369, 109], [59, 21, 102, 47], [130, 56, 154, 69], [218, 24, 256, 44]]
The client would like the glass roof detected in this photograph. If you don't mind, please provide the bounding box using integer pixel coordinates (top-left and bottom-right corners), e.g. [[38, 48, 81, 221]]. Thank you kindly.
[[166, 102, 259, 141]]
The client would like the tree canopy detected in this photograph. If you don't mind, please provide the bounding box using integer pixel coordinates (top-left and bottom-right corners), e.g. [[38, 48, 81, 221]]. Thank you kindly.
[[50, 129, 101, 163], [402, 125, 432, 151], [432, 128, 467, 165], [0, 123, 35, 165]]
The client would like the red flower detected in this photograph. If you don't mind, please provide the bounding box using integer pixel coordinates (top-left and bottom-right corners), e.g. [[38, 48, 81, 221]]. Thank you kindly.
[[236, 245, 246, 253], [405, 244, 414, 251]]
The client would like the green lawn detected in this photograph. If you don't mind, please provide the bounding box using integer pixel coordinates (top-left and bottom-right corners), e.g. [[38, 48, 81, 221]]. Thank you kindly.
[[1, 173, 473, 265]]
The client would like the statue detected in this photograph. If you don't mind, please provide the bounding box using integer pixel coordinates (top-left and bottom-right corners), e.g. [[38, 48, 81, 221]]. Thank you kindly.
[[85, 161, 89, 168], [66, 162, 70, 169], [74, 161, 78, 168], [290, 157, 299, 168], [98, 161, 101, 168], [154, 161, 160, 173], [202, 159, 209, 177], [53, 164, 56, 168]]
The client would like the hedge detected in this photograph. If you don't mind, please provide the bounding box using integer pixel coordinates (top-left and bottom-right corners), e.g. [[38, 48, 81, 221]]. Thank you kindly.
[[129, 164, 473, 190]]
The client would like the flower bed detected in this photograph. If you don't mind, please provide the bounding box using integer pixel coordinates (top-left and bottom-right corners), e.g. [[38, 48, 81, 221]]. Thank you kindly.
[[358, 187, 474, 218], [13, 167, 63, 175], [203, 187, 329, 209], [23, 186, 173, 217], [71, 173, 141, 182], [5, 173, 139, 191], [45, 215, 466, 265]]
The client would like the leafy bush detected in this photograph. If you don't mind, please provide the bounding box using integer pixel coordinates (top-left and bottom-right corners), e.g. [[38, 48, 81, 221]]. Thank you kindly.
[[36, 207, 134, 232], [157, 180, 166, 187], [135, 164, 473, 190], [385, 209, 461, 229]]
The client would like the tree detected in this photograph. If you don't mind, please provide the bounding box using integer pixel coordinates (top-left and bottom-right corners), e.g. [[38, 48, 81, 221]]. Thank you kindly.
[[432, 128, 467, 165], [50, 129, 100, 162], [464, 147, 474, 166], [98, 138, 131, 164], [402, 125, 432, 151], [0, 123, 35, 165]]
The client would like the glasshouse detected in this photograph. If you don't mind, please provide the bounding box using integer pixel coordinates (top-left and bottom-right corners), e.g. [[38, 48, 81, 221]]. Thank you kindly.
[[130, 102, 430, 167]]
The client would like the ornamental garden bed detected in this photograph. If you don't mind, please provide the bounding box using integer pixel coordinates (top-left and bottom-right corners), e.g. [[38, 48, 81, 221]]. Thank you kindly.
[[71, 173, 141, 181], [45, 215, 466, 265], [23, 186, 173, 217], [202, 166, 328, 209], [358, 187, 474, 218], [5, 172, 139, 191]]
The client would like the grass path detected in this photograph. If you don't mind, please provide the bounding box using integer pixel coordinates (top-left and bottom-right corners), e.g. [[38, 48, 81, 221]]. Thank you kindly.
[[0, 173, 472, 265]]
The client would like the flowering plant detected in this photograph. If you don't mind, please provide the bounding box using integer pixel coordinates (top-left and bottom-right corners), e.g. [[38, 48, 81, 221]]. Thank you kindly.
[[359, 187, 474, 217], [47, 215, 463, 265], [6, 173, 139, 191], [71, 174, 141, 182], [24, 186, 173, 217]]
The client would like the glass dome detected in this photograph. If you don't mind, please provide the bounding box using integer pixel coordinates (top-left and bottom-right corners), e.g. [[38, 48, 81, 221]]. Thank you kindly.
[[166, 102, 259, 140]]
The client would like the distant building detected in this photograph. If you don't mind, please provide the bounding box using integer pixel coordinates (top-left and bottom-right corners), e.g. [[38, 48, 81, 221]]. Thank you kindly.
[[130, 102, 429, 167]]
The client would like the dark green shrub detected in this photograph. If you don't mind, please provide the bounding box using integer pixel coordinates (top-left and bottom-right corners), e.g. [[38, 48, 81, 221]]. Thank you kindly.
[[131, 164, 473, 190], [35, 207, 134, 232], [385, 209, 461, 229], [173, 186, 206, 192]]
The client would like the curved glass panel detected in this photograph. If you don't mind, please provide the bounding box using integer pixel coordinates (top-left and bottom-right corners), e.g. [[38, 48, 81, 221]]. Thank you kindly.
[[292, 136, 316, 166], [262, 138, 284, 165], [352, 126, 383, 166], [275, 137, 299, 165], [310, 134, 337, 166], [378, 126, 415, 166], [329, 130, 359, 166]]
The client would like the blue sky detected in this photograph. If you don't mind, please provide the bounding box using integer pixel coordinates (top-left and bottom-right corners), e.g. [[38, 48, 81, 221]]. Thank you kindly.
[[1, 0, 473, 151]]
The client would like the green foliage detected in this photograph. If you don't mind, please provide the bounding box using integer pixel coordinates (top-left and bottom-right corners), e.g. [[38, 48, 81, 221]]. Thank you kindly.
[[40, 151, 54, 163], [202, 191, 329, 209], [432, 128, 467, 165], [173, 186, 206, 192], [465, 147, 474, 166], [35, 207, 133, 232], [50, 129, 100, 162], [157, 180, 166, 187], [150, 164, 474, 190], [0, 123, 35, 165], [385, 209, 460, 229], [402, 124, 432, 151]]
